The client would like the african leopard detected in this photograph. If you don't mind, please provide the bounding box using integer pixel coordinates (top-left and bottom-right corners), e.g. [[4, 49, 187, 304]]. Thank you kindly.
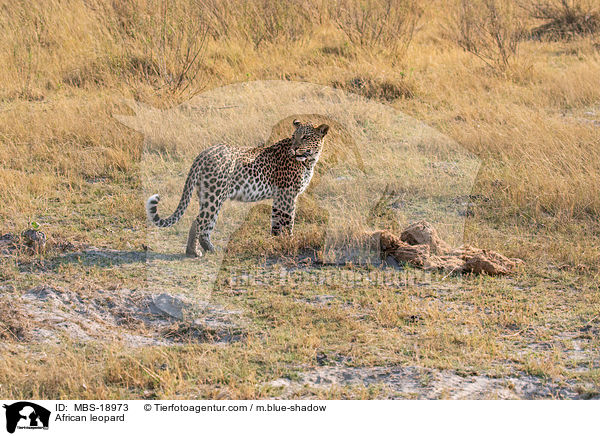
[[146, 119, 329, 257]]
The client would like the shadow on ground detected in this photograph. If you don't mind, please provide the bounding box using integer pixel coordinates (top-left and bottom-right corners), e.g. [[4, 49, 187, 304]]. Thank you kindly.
[[18, 248, 185, 273]]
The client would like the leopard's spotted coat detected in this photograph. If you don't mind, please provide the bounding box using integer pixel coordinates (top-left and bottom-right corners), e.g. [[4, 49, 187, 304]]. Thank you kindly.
[[146, 120, 329, 257]]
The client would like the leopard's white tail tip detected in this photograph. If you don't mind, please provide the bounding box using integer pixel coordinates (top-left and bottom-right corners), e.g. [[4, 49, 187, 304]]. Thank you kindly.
[[145, 194, 161, 223]]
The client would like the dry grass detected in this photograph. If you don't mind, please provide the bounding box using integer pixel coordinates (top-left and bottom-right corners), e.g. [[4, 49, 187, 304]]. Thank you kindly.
[[527, 0, 600, 40], [0, 0, 599, 398], [1, 0, 598, 234], [451, 0, 526, 71]]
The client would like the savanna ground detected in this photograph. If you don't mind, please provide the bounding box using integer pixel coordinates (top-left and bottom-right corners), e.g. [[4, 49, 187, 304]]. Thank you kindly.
[[0, 0, 599, 399]]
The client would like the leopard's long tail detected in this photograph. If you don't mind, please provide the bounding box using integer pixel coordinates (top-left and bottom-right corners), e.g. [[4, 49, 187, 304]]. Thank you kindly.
[[146, 159, 201, 228]]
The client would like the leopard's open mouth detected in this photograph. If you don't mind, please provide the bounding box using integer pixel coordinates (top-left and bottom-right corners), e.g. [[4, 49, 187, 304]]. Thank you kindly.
[[294, 151, 312, 161]]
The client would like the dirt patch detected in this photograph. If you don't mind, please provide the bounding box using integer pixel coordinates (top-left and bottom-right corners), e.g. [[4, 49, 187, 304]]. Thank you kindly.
[[1, 230, 47, 255], [0, 297, 33, 342], [0, 286, 244, 346], [268, 365, 590, 399]]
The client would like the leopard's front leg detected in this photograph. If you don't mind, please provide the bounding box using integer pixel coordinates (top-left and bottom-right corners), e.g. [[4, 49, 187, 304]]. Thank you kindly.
[[271, 190, 298, 236]]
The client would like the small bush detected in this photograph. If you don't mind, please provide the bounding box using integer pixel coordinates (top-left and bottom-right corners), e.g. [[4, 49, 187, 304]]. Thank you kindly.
[[331, 75, 415, 101], [527, 0, 600, 40], [107, 0, 210, 96], [331, 0, 422, 53], [451, 0, 525, 71], [200, 0, 315, 48], [62, 61, 106, 88]]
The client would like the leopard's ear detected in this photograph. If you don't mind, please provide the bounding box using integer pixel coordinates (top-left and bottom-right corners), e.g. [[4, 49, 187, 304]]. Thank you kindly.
[[293, 119, 302, 128], [317, 124, 330, 136]]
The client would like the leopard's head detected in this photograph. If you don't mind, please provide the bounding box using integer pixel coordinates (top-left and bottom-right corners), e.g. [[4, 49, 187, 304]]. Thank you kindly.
[[290, 119, 329, 163]]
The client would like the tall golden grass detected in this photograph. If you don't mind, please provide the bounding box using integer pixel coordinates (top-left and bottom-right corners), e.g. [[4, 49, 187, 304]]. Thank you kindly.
[[0, 0, 599, 265]]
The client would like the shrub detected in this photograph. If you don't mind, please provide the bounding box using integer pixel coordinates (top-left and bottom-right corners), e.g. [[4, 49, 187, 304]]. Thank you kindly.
[[527, 0, 600, 40], [451, 0, 525, 71], [200, 0, 315, 48], [330, 0, 422, 53], [331, 75, 415, 101], [108, 0, 210, 96]]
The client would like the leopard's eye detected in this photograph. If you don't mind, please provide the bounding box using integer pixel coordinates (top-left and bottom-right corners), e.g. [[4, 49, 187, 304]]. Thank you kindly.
[[301, 135, 307, 140]]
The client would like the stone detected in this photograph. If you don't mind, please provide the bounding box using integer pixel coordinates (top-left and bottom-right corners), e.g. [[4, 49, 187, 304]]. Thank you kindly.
[[149, 293, 185, 320]]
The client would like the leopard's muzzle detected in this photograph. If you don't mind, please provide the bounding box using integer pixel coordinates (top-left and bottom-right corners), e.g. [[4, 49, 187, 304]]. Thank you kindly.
[[290, 147, 314, 161]]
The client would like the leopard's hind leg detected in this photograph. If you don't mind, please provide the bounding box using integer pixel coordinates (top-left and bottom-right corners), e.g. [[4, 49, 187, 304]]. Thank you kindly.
[[185, 218, 200, 257], [189, 176, 229, 254]]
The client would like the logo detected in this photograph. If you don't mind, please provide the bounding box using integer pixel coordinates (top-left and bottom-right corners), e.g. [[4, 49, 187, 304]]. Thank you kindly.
[[2, 402, 50, 434]]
